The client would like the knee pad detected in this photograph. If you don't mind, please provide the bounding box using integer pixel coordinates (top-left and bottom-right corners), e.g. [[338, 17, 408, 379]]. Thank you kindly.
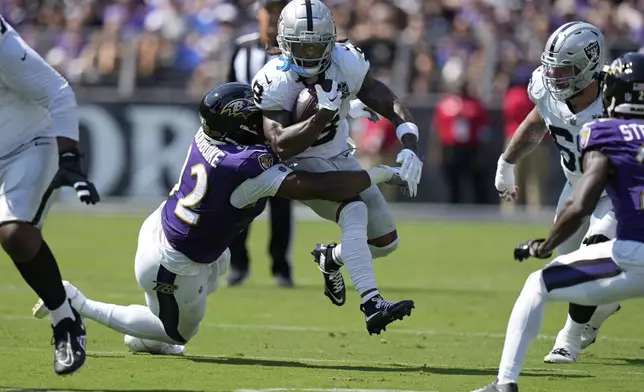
[[369, 237, 399, 259]]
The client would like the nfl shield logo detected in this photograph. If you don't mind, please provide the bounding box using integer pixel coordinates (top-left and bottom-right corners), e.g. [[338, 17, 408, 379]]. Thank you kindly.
[[258, 153, 274, 170], [580, 126, 592, 149]]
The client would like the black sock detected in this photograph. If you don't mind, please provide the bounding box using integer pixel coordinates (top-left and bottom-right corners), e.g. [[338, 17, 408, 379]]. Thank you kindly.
[[568, 303, 596, 324], [14, 241, 66, 310]]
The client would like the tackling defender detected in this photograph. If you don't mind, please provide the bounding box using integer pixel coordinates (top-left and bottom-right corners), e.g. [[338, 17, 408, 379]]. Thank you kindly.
[[251, 0, 422, 335], [0, 16, 99, 375], [475, 51, 644, 392], [494, 21, 621, 363], [33, 82, 406, 355]]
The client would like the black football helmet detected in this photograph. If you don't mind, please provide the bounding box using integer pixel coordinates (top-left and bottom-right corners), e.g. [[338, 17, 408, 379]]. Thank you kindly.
[[199, 82, 265, 145], [602, 52, 644, 119]]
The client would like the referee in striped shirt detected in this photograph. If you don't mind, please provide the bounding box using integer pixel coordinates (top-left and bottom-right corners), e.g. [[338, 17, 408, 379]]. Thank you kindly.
[[227, 0, 294, 288]]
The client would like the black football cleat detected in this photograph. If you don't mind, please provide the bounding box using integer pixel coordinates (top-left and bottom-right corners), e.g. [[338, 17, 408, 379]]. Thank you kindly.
[[360, 295, 414, 335], [52, 305, 86, 376], [311, 243, 345, 306], [471, 381, 518, 392]]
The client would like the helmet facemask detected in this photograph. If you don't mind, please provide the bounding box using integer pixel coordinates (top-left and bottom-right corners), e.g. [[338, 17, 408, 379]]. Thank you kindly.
[[277, 31, 335, 77]]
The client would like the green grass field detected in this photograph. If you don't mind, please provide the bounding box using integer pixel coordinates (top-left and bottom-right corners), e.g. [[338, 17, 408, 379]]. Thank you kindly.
[[1, 214, 643, 392]]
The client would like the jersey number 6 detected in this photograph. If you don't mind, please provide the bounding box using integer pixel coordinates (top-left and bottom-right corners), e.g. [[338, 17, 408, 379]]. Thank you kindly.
[[548, 125, 583, 173], [169, 147, 208, 226]]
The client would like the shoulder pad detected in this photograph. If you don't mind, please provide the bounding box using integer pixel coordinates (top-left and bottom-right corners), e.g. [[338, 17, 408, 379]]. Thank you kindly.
[[331, 43, 370, 93], [251, 58, 301, 111], [527, 66, 547, 104], [579, 118, 620, 152]]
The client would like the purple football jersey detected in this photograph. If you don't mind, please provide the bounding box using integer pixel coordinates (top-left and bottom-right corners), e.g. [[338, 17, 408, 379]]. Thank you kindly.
[[161, 132, 277, 263], [581, 118, 644, 242]]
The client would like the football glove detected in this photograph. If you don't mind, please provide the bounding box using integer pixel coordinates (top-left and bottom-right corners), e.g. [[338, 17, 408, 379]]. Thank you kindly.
[[315, 81, 342, 113], [514, 239, 552, 262], [396, 149, 422, 197], [51, 150, 100, 205]]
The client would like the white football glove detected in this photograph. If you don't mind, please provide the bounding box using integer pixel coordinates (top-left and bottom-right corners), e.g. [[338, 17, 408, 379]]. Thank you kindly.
[[396, 149, 422, 197], [315, 81, 342, 113], [495, 154, 518, 202], [348, 99, 379, 122]]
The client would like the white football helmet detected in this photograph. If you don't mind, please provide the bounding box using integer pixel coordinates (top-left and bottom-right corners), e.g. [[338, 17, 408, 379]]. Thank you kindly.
[[277, 0, 337, 77], [541, 21, 605, 101]]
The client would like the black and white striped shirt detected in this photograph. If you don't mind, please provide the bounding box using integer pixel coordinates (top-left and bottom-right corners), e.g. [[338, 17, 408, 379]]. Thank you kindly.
[[227, 33, 278, 84]]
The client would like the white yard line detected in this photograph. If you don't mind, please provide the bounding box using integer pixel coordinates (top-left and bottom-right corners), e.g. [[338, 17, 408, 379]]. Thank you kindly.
[[2, 314, 644, 344]]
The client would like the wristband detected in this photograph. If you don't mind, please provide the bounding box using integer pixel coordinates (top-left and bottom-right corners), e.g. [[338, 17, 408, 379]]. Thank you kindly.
[[498, 154, 515, 169], [396, 122, 419, 141]]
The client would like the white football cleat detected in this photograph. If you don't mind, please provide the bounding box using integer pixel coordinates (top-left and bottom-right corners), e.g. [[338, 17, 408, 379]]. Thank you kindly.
[[124, 335, 185, 355], [544, 347, 578, 363], [581, 303, 621, 349], [32, 280, 86, 319]]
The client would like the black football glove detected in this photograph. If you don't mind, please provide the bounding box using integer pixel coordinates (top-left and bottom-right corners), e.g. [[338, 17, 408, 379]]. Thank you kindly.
[[514, 239, 552, 262], [51, 150, 100, 205]]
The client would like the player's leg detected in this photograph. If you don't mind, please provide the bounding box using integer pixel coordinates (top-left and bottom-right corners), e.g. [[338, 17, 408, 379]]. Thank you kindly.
[[35, 209, 209, 353], [302, 155, 413, 334], [268, 196, 293, 287], [0, 138, 86, 375], [475, 241, 644, 391], [545, 196, 619, 363], [228, 227, 251, 286]]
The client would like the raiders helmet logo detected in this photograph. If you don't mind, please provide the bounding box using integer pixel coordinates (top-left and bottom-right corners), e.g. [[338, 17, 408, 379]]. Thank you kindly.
[[220, 98, 259, 119], [583, 41, 600, 63], [257, 153, 274, 170]]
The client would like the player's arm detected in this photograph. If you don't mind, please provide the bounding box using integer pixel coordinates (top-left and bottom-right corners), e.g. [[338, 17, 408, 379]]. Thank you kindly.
[[0, 27, 79, 149], [501, 107, 548, 164], [0, 26, 99, 204], [536, 150, 610, 255], [356, 70, 418, 153], [230, 164, 400, 208], [262, 109, 336, 160]]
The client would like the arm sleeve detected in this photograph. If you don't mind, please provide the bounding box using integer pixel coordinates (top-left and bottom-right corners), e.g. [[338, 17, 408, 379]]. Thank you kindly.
[[230, 164, 293, 208], [0, 29, 79, 140]]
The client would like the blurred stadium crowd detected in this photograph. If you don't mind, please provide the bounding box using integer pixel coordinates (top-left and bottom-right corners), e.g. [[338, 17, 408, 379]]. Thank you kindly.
[[4, 0, 643, 98], [3, 0, 644, 206]]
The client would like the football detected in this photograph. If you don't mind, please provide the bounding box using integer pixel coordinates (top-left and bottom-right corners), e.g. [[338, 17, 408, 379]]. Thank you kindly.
[[291, 79, 334, 123]]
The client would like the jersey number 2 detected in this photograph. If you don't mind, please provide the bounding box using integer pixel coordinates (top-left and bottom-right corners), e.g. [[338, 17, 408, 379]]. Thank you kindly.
[[549, 125, 582, 172], [169, 148, 208, 226]]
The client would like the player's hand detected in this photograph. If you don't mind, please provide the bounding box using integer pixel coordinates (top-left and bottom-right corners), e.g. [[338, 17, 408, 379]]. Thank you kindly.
[[51, 150, 101, 205], [495, 154, 518, 202], [514, 239, 552, 262], [348, 99, 379, 122], [315, 81, 342, 113], [396, 149, 422, 197]]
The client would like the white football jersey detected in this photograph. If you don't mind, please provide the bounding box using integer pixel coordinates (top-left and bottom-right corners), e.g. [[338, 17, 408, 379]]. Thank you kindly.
[[0, 17, 78, 157], [252, 43, 370, 159], [528, 66, 603, 186]]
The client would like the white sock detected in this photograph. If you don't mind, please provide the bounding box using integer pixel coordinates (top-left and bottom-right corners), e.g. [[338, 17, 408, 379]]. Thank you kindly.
[[555, 315, 584, 346], [498, 271, 547, 384], [80, 299, 178, 345], [49, 299, 75, 326], [337, 201, 377, 296]]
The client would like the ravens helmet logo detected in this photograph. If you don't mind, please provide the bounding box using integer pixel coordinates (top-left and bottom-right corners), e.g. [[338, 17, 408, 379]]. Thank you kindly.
[[220, 98, 258, 119]]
